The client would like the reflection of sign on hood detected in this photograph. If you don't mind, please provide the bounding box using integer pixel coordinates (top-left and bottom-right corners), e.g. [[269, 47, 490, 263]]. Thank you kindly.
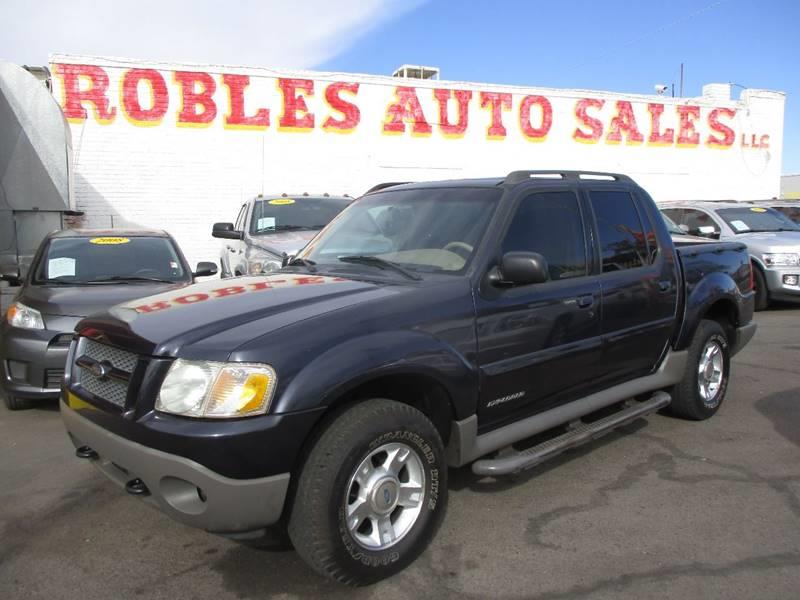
[[125, 274, 347, 314]]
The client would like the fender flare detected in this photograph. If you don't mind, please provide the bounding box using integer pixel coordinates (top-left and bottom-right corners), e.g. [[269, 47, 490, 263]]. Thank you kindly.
[[675, 270, 742, 350], [270, 330, 478, 421]]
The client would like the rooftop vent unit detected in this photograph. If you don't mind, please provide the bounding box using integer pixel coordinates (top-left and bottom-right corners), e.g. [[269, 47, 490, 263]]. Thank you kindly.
[[392, 64, 440, 80]]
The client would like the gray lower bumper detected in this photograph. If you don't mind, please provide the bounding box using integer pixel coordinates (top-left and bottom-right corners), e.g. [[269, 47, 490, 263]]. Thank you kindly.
[[731, 322, 757, 357], [61, 402, 290, 534]]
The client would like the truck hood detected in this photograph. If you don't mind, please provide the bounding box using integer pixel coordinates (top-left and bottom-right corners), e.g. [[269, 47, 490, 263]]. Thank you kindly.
[[251, 230, 317, 257], [733, 230, 800, 252], [18, 281, 187, 320], [77, 273, 398, 358]]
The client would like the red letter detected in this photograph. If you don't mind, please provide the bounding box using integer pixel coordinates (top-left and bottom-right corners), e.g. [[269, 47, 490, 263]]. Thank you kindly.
[[174, 71, 217, 127], [212, 286, 246, 298], [479, 92, 512, 139], [278, 78, 315, 131], [759, 134, 770, 149], [174, 293, 209, 305], [606, 101, 644, 144], [647, 103, 674, 145], [383, 87, 432, 135], [222, 74, 269, 130], [519, 95, 552, 141], [294, 276, 326, 285], [322, 82, 360, 132], [434, 89, 472, 137], [573, 98, 605, 142], [53, 64, 116, 124], [121, 69, 168, 126], [134, 301, 170, 314], [706, 108, 735, 147], [676, 105, 700, 146]]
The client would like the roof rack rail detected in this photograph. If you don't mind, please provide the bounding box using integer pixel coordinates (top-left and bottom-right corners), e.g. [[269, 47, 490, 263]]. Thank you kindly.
[[365, 181, 411, 194], [504, 170, 633, 186]]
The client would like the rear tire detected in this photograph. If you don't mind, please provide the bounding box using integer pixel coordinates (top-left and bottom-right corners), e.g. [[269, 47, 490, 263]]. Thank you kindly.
[[668, 319, 730, 421], [753, 264, 769, 311], [288, 399, 447, 586]]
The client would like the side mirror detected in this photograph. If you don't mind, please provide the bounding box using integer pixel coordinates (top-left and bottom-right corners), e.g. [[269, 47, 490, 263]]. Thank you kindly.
[[489, 252, 549, 286], [193, 262, 219, 278], [212, 222, 243, 240], [0, 269, 21, 285], [696, 225, 720, 239]]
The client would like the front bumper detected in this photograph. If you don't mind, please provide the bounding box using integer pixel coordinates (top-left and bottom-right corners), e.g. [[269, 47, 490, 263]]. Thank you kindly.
[[1, 323, 73, 400], [764, 267, 800, 301], [62, 400, 290, 534]]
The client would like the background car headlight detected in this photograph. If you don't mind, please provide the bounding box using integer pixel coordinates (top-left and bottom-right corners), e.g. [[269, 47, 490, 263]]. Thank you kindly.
[[762, 253, 800, 267], [6, 302, 45, 329], [156, 359, 277, 418], [246, 247, 282, 275]]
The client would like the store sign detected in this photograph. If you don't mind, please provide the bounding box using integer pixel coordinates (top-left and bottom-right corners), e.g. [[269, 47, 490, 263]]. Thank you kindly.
[[51, 63, 769, 150]]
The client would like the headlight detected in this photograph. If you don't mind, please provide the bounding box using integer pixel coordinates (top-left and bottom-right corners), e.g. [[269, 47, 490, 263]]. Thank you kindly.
[[246, 247, 282, 275], [6, 302, 45, 329], [762, 253, 800, 267], [156, 359, 277, 418]]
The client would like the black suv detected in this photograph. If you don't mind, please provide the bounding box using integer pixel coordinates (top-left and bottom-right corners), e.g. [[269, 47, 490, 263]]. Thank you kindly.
[[212, 194, 351, 277], [61, 172, 755, 585]]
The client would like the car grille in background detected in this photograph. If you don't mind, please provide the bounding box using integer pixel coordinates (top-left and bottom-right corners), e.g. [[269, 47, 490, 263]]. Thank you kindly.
[[74, 338, 139, 408], [49, 334, 73, 348], [44, 369, 64, 389]]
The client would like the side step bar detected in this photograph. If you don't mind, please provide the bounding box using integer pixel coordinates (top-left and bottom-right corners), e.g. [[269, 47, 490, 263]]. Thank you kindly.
[[471, 392, 671, 476]]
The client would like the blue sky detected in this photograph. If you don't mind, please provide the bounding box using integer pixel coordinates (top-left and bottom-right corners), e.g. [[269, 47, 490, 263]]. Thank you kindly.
[[319, 0, 800, 174]]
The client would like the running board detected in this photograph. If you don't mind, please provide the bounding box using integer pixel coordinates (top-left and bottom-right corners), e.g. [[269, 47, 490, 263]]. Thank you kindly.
[[471, 392, 671, 476]]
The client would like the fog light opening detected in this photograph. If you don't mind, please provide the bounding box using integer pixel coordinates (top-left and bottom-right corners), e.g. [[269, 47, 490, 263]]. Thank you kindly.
[[783, 274, 799, 286]]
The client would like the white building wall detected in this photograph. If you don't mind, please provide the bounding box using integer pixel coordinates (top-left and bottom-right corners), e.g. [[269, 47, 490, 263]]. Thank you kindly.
[[49, 54, 786, 269]]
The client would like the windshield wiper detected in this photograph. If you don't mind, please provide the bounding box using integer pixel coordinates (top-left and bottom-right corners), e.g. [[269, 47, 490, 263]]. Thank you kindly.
[[337, 255, 422, 281], [93, 275, 175, 283], [286, 257, 317, 272]]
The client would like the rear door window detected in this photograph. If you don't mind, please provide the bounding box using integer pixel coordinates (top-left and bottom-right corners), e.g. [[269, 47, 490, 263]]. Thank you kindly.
[[589, 191, 650, 272]]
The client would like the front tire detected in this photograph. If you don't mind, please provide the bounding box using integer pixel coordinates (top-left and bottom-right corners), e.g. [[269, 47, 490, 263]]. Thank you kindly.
[[3, 395, 31, 410], [753, 264, 769, 311], [668, 319, 730, 420], [288, 399, 447, 586]]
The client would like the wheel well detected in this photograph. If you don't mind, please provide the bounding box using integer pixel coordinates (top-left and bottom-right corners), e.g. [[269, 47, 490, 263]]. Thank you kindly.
[[702, 299, 738, 341]]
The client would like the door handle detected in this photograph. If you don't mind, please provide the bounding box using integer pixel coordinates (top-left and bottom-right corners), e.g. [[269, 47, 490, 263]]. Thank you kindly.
[[576, 294, 594, 308], [658, 280, 672, 292]]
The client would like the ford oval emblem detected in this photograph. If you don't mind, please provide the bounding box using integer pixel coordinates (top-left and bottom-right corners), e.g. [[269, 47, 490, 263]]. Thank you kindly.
[[90, 361, 112, 381]]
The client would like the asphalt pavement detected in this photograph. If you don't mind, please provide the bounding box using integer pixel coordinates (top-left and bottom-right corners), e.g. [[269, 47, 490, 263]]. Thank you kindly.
[[1, 308, 799, 599]]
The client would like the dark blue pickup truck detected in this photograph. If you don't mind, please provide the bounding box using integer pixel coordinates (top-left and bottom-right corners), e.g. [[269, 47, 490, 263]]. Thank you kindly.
[[60, 171, 756, 585]]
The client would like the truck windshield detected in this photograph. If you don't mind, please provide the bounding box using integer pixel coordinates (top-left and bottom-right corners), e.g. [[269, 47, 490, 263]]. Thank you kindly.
[[297, 187, 501, 274], [661, 213, 684, 235], [33, 236, 189, 284], [716, 207, 800, 234], [250, 196, 351, 235]]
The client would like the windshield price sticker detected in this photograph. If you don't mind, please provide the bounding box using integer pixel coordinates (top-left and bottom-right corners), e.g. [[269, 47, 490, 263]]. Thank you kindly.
[[268, 198, 295, 205], [730, 220, 750, 232], [89, 237, 131, 245], [48, 257, 76, 278], [750, 207, 767, 213], [257, 217, 276, 230]]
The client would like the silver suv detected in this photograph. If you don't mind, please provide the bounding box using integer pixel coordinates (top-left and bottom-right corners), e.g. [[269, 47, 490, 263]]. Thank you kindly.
[[212, 194, 352, 277], [660, 201, 800, 310]]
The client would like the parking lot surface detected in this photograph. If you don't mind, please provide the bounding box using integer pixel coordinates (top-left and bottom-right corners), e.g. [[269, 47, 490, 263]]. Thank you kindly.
[[1, 308, 799, 600]]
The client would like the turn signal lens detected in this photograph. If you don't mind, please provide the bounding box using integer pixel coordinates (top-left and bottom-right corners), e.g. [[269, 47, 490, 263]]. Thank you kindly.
[[206, 367, 275, 417], [6, 302, 45, 329]]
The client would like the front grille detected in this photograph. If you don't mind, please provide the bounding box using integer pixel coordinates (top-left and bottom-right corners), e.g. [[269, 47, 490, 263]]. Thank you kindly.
[[44, 368, 64, 389], [74, 338, 139, 408]]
